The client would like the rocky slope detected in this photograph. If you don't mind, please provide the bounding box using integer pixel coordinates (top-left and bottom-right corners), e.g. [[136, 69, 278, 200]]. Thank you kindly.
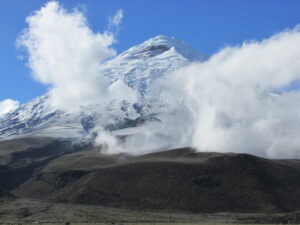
[[0, 138, 298, 214]]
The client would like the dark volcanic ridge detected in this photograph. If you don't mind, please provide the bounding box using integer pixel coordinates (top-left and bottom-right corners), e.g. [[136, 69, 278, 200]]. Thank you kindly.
[[0, 137, 299, 215]]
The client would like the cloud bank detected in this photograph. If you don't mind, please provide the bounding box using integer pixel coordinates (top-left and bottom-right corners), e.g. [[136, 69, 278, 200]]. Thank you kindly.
[[156, 27, 300, 158], [17, 1, 132, 111], [0, 99, 20, 116]]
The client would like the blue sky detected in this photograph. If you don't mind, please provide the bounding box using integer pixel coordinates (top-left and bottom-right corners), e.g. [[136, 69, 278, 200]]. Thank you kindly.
[[1, 0, 300, 103]]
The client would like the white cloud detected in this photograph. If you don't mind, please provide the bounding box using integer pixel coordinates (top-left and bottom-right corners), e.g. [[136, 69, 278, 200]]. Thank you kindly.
[[17, 1, 117, 110], [111, 9, 123, 27], [0, 99, 19, 116], [155, 27, 300, 158], [108, 9, 123, 34]]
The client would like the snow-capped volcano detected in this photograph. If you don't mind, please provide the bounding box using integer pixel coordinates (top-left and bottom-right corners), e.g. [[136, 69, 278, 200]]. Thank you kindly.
[[101, 35, 207, 93], [0, 36, 207, 142]]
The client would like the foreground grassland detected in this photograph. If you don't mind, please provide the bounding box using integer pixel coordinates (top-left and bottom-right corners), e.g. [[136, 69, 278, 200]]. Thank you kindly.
[[0, 223, 293, 225], [0, 198, 299, 224]]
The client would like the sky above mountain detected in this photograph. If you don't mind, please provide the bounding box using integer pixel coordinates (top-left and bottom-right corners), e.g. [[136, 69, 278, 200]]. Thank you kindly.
[[1, 0, 300, 103]]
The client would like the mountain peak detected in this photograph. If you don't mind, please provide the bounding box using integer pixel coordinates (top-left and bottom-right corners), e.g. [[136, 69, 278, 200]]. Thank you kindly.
[[121, 35, 208, 61], [143, 35, 175, 44]]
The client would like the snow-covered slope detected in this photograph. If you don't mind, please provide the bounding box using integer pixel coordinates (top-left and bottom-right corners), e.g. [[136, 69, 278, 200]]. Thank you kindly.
[[0, 35, 207, 141], [101, 35, 207, 94]]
